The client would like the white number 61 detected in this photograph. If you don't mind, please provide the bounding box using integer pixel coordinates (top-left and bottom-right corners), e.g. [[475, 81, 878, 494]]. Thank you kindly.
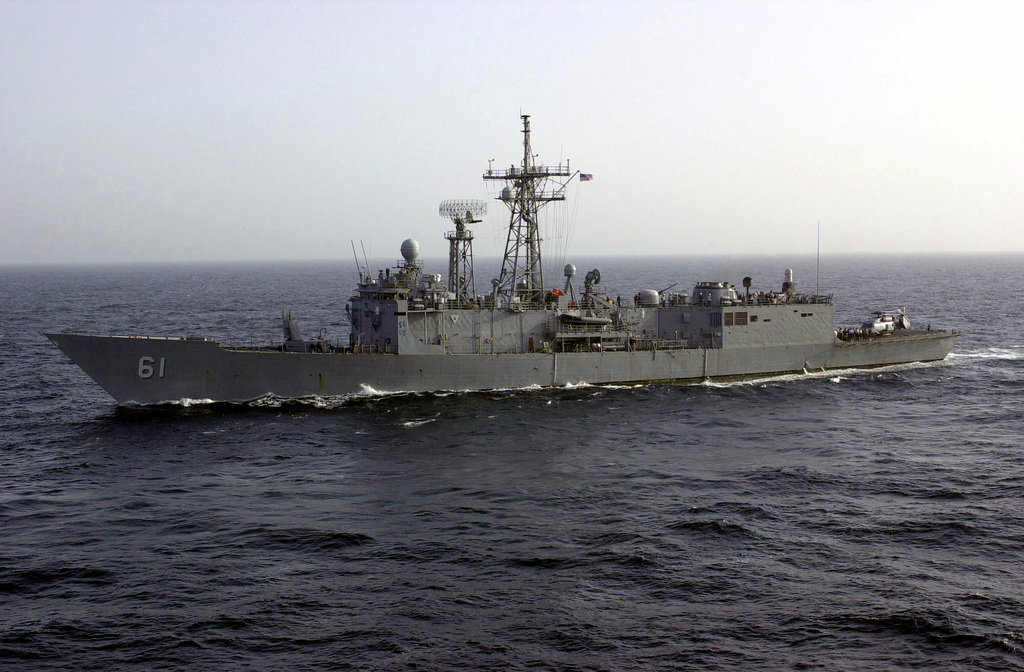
[[138, 356, 166, 379]]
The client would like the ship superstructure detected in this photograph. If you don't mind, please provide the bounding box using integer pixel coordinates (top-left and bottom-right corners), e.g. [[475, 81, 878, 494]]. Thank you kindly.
[[348, 116, 837, 359]]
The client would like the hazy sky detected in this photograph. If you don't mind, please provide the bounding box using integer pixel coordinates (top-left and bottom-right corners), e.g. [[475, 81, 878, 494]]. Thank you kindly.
[[2, 0, 1022, 265]]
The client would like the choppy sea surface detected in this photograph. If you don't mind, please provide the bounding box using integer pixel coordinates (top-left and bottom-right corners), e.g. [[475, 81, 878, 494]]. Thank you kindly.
[[1, 253, 1022, 671]]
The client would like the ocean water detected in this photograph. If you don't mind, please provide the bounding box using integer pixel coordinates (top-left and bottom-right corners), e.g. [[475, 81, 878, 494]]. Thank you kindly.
[[1, 253, 1022, 671]]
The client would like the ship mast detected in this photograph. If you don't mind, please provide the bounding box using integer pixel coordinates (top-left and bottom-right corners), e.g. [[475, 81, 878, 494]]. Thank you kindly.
[[484, 115, 573, 308], [439, 199, 485, 307]]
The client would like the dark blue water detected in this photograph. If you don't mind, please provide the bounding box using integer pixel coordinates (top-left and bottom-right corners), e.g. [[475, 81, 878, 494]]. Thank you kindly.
[[2, 254, 1022, 670]]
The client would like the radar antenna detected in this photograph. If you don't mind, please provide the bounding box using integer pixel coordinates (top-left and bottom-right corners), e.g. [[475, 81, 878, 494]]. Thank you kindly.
[[440, 199, 486, 306]]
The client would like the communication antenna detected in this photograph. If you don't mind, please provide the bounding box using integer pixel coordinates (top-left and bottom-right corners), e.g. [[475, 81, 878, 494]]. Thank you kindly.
[[440, 199, 487, 306], [485, 115, 574, 307], [351, 240, 363, 282]]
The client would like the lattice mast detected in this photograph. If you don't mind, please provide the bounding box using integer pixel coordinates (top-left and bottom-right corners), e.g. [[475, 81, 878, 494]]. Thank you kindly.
[[484, 115, 573, 307], [439, 199, 485, 306]]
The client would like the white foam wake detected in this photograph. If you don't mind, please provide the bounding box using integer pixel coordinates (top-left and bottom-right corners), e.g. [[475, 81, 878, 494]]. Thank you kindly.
[[697, 359, 945, 389], [949, 347, 1024, 362]]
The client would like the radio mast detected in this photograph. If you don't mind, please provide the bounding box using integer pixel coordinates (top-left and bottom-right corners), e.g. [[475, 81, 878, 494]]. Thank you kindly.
[[484, 115, 574, 307]]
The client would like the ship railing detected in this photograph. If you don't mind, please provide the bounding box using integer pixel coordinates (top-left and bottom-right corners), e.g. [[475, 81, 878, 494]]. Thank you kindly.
[[443, 341, 524, 355], [736, 293, 833, 307], [437, 337, 693, 355], [445, 299, 484, 310], [499, 190, 566, 203], [629, 338, 688, 351], [483, 164, 573, 179], [505, 300, 550, 312], [557, 324, 614, 335], [350, 344, 387, 355], [446, 344, 485, 355]]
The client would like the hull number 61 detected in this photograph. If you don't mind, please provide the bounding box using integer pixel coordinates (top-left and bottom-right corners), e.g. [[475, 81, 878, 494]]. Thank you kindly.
[[138, 356, 166, 379]]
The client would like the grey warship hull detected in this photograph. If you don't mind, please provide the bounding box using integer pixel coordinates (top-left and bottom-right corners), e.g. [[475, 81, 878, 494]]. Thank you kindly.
[[46, 115, 960, 405], [46, 329, 958, 406]]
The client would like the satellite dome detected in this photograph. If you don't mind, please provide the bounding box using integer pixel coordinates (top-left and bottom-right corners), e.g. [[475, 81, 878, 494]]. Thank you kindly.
[[401, 239, 420, 262], [564, 264, 576, 278]]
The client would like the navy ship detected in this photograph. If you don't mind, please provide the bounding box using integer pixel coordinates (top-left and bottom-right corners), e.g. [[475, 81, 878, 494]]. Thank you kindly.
[[47, 116, 959, 405]]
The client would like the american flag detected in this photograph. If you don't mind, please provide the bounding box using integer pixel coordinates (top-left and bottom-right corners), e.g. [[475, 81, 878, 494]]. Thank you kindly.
[[580, 173, 593, 181]]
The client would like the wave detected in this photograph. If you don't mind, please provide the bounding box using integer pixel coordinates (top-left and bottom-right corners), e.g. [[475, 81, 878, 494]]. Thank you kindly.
[[949, 346, 1024, 361], [119, 397, 218, 408], [171, 397, 217, 407], [696, 360, 945, 389], [402, 413, 440, 428]]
